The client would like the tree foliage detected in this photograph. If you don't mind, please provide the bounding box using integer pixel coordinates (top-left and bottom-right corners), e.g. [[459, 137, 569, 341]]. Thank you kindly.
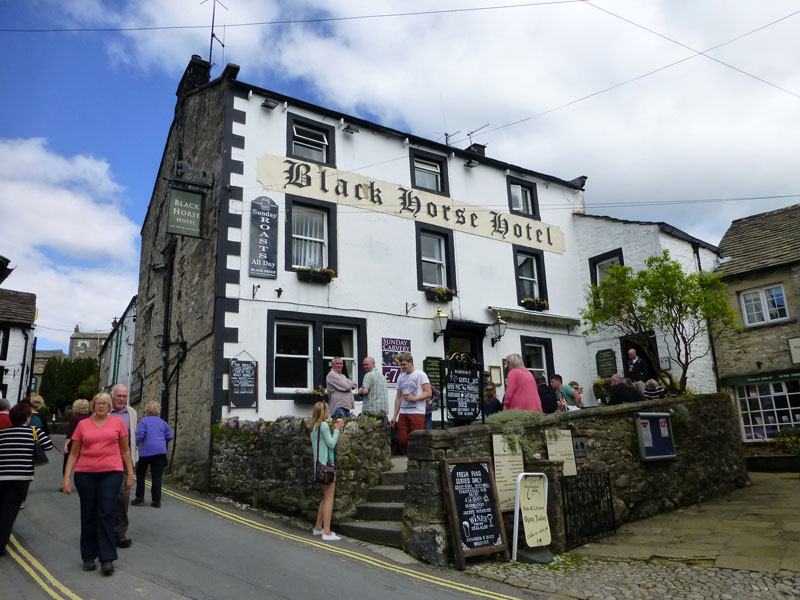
[[581, 250, 739, 392], [39, 356, 99, 413]]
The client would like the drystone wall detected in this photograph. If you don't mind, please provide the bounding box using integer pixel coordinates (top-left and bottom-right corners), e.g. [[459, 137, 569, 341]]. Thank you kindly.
[[210, 414, 392, 517], [404, 394, 749, 566]]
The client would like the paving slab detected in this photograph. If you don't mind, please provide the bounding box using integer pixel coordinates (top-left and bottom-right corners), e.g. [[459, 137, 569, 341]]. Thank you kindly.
[[714, 555, 781, 573]]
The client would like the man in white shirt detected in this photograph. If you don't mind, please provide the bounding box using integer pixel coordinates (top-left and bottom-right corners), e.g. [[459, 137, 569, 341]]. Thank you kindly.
[[390, 354, 431, 453]]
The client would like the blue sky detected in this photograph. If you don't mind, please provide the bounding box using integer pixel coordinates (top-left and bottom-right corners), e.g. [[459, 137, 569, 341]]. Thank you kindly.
[[1, 1, 799, 351]]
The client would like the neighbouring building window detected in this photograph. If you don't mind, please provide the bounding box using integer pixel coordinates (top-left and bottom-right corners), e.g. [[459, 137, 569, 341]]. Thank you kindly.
[[0, 326, 8, 360], [286, 113, 336, 166], [513, 246, 547, 305], [506, 176, 539, 219], [739, 284, 788, 326], [737, 379, 800, 440], [415, 222, 456, 292], [285, 196, 337, 273], [267, 311, 366, 397], [409, 148, 449, 196], [588, 248, 624, 287]]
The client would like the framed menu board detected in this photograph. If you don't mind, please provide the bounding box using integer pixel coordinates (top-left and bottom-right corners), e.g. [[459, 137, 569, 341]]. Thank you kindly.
[[441, 458, 509, 570], [229, 360, 258, 409]]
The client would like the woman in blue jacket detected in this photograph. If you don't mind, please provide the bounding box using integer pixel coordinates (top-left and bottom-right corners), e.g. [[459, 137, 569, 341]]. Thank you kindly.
[[132, 401, 173, 508], [309, 402, 344, 541]]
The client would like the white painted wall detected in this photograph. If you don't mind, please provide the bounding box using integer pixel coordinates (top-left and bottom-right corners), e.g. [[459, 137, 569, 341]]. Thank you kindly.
[[573, 215, 719, 395], [0, 326, 34, 405]]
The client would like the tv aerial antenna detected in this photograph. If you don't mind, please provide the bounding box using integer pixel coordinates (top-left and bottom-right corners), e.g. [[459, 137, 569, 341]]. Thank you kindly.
[[466, 124, 490, 146], [201, 0, 229, 67]]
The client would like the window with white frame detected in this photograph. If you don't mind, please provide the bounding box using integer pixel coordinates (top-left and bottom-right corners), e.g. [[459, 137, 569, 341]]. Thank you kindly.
[[595, 256, 621, 283], [736, 379, 800, 440], [510, 184, 533, 214], [506, 176, 539, 219], [420, 232, 446, 287], [409, 148, 449, 196], [517, 253, 539, 299], [322, 326, 357, 380], [523, 342, 547, 380], [588, 248, 624, 287], [287, 114, 335, 166], [292, 205, 327, 269], [739, 284, 788, 326], [274, 323, 312, 391]]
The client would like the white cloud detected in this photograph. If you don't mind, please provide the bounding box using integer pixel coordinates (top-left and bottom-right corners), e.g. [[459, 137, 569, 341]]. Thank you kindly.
[[0, 138, 139, 348]]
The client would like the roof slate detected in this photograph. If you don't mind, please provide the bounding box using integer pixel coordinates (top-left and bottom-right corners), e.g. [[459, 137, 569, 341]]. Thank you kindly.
[[716, 204, 800, 278], [0, 289, 37, 325]]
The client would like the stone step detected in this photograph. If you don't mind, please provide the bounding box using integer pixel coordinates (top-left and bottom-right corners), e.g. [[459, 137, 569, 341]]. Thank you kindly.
[[380, 470, 407, 486], [334, 520, 404, 547], [368, 484, 406, 503], [356, 502, 404, 521]]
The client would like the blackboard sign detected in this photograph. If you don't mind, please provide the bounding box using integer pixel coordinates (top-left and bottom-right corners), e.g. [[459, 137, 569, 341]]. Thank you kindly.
[[229, 360, 258, 409], [249, 196, 278, 279], [441, 458, 509, 570], [595, 349, 617, 378], [445, 368, 480, 422], [423, 356, 444, 390], [635, 412, 676, 461]]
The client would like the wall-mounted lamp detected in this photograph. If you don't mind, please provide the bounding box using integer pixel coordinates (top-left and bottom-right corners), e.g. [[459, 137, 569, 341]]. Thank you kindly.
[[111, 317, 119, 329], [432, 304, 448, 342], [464, 159, 480, 168], [490, 312, 507, 347], [261, 96, 280, 110], [339, 118, 360, 134]]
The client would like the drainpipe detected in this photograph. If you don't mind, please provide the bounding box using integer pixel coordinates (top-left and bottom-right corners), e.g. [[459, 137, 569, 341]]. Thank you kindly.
[[17, 330, 29, 404], [112, 318, 122, 385], [160, 237, 177, 422]]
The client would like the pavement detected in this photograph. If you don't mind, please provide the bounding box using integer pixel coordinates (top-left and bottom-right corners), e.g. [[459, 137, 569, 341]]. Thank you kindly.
[[468, 472, 800, 599]]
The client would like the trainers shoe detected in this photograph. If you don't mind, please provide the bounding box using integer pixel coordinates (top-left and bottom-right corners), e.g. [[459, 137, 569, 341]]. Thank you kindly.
[[321, 533, 341, 542], [151, 502, 161, 508], [101, 561, 114, 576], [131, 497, 145, 506], [312, 528, 324, 536], [82, 559, 97, 571]]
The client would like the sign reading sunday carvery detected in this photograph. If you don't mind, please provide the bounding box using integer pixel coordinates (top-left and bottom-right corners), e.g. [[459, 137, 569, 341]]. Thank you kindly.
[[257, 154, 566, 254], [381, 337, 411, 385]]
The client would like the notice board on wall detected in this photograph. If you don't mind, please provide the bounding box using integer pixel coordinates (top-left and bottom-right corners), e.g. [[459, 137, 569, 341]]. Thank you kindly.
[[229, 360, 258, 409], [440, 458, 509, 570], [635, 412, 676, 461]]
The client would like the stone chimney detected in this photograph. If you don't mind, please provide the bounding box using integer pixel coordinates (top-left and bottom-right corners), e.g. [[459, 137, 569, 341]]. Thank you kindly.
[[466, 143, 486, 157], [176, 55, 212, 100]]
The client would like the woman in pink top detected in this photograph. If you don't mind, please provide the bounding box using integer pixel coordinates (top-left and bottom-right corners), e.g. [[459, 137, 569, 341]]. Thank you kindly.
[[502, 354, 543, 412], [62, 392, 134, 576]]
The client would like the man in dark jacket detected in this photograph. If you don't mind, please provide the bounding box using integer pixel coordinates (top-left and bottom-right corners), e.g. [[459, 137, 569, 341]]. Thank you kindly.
[[627, 348, 650, 383], [608, 374, 645, 405], [535, 375, 559, 413]]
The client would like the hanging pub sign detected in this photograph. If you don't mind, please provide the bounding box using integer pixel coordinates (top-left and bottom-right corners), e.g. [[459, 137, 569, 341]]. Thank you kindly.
[[249, 196, 279, 279], [441, 458, 509, 570], [445, 367, 481, 422], [166, 188, 204, 238], [229, 359, 258, 409]]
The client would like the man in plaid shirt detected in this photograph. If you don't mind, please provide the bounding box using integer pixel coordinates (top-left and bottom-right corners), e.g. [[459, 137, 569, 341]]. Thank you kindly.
[[358, 356, 389, 416]]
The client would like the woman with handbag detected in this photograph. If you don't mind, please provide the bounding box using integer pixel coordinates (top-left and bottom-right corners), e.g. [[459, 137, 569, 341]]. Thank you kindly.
[[309, 401, 344, 542], [0, 403, 53, 556]]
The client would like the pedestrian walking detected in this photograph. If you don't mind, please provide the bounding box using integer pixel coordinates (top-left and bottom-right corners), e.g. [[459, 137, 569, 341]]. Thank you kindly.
[[109, 384, 137, 549], [309, 402, 344, 542], [63, 399, 91, 475], [0, 403, 53, 556], [132, 401, 174, 508], [62, 392, 134, 576]]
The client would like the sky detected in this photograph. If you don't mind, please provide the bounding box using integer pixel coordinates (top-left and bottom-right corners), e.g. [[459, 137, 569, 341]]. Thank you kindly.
[[1, 0, 799, 351]]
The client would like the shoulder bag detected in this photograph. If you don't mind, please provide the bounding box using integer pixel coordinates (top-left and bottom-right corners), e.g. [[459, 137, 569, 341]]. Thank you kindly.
[[32, 428, 49, 467], [315, 425, 336, 484]]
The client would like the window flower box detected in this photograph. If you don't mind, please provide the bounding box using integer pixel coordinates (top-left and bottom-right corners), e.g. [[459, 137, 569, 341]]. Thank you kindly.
[[424, 286, 455, 302], [522, 297, 548, 312], [296, 267, 336, 284], [293, 387, 327, 404]]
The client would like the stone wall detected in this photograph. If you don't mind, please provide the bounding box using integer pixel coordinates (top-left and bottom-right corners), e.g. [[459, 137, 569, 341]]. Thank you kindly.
[[404, 394, 748, 566], [210, 414, 392, 517]]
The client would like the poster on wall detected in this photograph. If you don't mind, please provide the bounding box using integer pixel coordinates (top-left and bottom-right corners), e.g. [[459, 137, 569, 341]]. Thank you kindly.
[[249, 196, 279, 279], [382, 337, 411, 385]]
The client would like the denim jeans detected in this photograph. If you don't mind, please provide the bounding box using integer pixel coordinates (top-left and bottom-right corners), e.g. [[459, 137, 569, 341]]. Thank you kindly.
[[74, 471, 123, 561]]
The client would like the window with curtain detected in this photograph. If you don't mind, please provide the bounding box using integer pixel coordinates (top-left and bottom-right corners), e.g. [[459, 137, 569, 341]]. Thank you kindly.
[[274, 323, 312, 390], [292, 206, 326, 269], [322, 326, 356, 379], [420, 232, 446, 287], [517, 252, 539, 298]]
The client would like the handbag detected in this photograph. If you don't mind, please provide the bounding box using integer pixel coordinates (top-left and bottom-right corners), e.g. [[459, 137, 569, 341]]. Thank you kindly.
[[314, 425, 336, 484], [32, 427, 49, 467]]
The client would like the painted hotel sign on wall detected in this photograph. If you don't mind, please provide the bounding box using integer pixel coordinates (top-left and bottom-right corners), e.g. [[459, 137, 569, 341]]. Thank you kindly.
[[166, 188, 204, 238], [256, 154, 566, 254], [250, 196, 279, 279]]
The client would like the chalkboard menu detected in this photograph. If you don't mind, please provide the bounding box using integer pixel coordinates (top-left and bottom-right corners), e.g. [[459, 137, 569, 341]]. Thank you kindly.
[[441, 458, 509, 570], [445, 368, 481, 422], [423, 357, 444, 390], [595, 349, 618, 378], [229, 360, 258, 409]]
